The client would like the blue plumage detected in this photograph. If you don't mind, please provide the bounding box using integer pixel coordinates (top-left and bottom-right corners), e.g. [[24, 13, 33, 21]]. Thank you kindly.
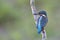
[[36, 10, 48, 34]]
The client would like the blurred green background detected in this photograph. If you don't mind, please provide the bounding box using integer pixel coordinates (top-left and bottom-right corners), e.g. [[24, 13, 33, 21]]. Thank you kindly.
[[0, 0, 60, 40]]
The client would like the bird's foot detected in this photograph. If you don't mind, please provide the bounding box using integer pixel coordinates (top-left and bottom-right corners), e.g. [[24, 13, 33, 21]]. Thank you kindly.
[[41, 30, 47, 40]]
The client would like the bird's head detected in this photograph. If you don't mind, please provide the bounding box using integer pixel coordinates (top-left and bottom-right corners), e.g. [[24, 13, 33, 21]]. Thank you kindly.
[[38, 10, 47, 16]]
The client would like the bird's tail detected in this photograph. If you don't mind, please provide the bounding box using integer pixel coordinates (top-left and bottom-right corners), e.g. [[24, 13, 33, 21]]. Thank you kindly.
[[37, 25, 42, 34]]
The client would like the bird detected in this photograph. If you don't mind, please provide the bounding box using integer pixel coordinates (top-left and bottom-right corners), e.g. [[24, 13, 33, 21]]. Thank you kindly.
[[36, 10, 48, 34]]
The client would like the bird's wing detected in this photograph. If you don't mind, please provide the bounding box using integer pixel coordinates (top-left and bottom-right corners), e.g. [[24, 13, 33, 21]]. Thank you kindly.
[[39, 16, 48, 27]]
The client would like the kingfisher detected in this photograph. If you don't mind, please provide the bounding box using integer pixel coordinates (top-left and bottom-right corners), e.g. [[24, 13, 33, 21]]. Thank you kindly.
[[30, 0, 48, 40], [36, 10, 48, 34]]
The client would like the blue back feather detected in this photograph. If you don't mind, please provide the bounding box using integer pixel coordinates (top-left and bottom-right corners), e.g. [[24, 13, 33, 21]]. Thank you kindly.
[[37, 16, 42, 34]]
